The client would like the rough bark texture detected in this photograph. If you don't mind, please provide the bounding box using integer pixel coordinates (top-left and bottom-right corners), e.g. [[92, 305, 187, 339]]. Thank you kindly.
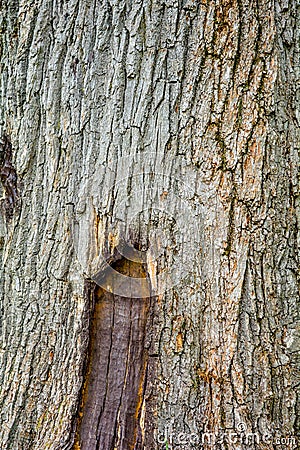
[[0, 0, 299, 449]]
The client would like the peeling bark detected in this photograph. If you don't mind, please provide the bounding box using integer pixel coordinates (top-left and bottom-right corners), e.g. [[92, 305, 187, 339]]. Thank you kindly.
[[74, 259, 150, 450]]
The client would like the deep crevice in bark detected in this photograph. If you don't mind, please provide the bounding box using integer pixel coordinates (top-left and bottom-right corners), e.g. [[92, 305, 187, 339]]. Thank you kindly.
[[0, 134, 18, 221]]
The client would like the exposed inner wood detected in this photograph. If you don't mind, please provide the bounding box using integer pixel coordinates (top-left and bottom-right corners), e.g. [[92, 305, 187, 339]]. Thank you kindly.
[[74, 258, 150, 450]]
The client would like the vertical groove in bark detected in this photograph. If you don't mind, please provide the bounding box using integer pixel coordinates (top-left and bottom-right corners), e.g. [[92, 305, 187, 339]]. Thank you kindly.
[[74, 258, 150, 450]]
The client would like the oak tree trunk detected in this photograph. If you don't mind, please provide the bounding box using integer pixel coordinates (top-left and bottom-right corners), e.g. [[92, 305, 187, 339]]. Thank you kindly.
[[0, 0, 299, 449]]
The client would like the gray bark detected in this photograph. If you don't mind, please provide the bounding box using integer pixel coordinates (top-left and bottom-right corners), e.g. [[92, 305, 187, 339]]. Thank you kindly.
[[0, 0, 299, 449]]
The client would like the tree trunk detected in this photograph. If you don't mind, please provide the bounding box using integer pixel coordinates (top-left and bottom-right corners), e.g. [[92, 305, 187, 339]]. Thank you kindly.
[[0, 0, 299, 449]]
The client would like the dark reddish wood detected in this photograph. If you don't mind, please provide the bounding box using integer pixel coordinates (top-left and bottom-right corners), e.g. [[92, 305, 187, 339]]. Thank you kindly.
[[74, 259, 150, 450]]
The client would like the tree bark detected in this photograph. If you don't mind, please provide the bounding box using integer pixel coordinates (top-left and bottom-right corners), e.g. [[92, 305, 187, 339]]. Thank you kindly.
[[0, 0, 299, 449]]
